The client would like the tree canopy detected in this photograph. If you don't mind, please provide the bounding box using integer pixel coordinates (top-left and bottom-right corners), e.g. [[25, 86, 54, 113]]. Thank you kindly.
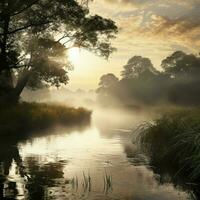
[[97, 51, 200, 106], [161, 51, 200, 79], [0, 0, 118, 102], [98, 73, 119, 88], [121, 56, 158, 79]]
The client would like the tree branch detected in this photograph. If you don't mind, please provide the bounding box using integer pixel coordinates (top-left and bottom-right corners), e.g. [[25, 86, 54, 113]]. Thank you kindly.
[[57, 34, 68, 42], [63, 37, 75, 45], [10, 64, 30, 69], [11, 0, 40, 17], [0, 21, 52, 35]]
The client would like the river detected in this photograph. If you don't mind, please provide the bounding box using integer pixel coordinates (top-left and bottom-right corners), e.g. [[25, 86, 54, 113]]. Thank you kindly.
[[0, 108, 190, 200]]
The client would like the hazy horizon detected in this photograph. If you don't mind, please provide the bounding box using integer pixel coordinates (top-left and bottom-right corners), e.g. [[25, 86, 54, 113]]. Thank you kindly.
[[67, 0, 200, 90]]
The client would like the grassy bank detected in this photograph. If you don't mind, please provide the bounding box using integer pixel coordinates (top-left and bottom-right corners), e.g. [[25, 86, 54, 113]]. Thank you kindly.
[[0, 102, 91, 135], [138, 108, 200, 197]]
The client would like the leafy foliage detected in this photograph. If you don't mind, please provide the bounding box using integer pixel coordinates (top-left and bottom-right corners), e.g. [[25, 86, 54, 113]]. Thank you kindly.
[[97, 51, 200, 107], [161, 51, 200, 78], [0, 0, 118, 100], [121, 56, 157, 79]]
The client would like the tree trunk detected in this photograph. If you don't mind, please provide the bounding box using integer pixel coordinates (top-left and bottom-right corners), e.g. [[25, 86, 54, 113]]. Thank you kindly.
[[0, 69, 15, 103], [0, 70, 32, 104], [14, 70, 32, 100], [0, 10, 10, 72]]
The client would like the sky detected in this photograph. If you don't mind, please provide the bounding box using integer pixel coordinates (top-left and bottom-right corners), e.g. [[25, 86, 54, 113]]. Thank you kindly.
[[67, 0, 200, 90]]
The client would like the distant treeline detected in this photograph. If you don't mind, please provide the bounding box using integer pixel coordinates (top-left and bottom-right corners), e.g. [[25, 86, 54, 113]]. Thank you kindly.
[[96, 51, 200, 107]]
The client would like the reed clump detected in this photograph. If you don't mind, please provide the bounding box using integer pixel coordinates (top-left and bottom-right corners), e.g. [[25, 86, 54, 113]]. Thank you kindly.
[[138, 108, 200, 184], [0, 102, 91, 134]]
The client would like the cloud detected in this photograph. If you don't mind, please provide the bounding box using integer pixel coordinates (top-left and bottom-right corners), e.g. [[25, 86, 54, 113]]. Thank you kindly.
[[91, 0, 200, 68], [103, 0, 200, 6], [113, 0, 200, 50], [104, 0, 150, 5], [100, 0, 154, 8], [142, 14, 200, 47]]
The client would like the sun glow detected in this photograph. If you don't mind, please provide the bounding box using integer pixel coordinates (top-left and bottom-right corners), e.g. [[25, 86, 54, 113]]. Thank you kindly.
[[68, 47, 81, 64]]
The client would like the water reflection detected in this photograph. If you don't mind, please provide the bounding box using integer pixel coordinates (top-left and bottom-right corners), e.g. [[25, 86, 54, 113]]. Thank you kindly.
[[0, 139, 25, 199], [133, 143, 200, 200], [25, 157, 65, 200], [0, 108, 191, 200], [0, 122, 90, 200]]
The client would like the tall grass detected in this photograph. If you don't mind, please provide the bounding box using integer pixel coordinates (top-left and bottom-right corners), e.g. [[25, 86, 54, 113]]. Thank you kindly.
[[103, 169, 112, 193], [138, 108, 200, 197], [0, 102, 91, 135], [69, 170, 113, 194], [82, 171, 91, 192]]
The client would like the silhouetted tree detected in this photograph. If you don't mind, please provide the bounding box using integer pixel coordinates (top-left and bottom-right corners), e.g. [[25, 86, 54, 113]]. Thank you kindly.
[[96, 73, 119, 105], [162, 51, 200, 105], [161, 51, 200, 79], [121, 56, 158, 80], [96, 73, 118, 94], [0, 0, 118, 103], [97, 51, 200, 107], [95, 55, 171, 106], [97, 73, 118, 90], [119, 56, 164, 105]]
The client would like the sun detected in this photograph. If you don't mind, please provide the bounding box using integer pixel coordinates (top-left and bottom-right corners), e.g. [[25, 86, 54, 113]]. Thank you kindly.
[[68, 47, 80, 64]]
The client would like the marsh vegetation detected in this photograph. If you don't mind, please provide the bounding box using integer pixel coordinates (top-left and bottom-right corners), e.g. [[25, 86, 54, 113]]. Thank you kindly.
[[0, 102, 91, 134], [137, 108, 200, 199]]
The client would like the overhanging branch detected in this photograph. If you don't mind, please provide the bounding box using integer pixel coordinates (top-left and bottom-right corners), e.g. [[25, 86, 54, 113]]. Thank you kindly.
[[11, 0, 40, 17], [0, 21, 52, 35]]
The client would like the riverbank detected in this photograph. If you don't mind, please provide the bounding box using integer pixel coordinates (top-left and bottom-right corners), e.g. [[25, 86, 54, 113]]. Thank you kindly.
[[0, 102, 91, 135], [138, 108, 200, 198]]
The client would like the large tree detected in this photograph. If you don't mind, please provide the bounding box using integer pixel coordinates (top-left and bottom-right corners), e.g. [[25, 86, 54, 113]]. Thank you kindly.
[[161, 51, 200, 105], [96, 73, 118, 95], [98, 73, 118, 89], [121, 56, 158, 80], [161, 51, 200, 79], [0, 0, 118, 103]]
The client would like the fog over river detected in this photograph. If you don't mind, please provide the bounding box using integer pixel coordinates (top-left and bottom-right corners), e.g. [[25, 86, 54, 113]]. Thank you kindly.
[[0, 108, 189, 200]]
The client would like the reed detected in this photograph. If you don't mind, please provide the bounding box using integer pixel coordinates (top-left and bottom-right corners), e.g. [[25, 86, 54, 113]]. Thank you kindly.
[[103, 169, 112, 193], [0, 102, 91, 134], [138, 108, 200, 191]]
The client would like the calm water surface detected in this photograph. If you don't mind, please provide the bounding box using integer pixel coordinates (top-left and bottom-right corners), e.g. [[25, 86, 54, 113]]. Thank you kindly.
[[0, 108, 190, 200]]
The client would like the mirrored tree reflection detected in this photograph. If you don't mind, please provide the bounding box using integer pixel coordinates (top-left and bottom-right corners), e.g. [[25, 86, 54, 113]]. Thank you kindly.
[[0, 137, 67, 200], [24, 157, 65, 200], [0, 121, 91, 200], [0, 138, 25, 199]]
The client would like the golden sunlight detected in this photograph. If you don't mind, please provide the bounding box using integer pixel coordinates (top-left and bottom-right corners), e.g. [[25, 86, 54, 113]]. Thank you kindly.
[[68, 47, 81, 64]]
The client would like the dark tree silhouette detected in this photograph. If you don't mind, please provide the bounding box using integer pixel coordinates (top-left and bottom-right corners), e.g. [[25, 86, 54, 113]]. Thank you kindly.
[[0, 0, 118, 103], [161, 51, 200, 105], [97, 73, 118, 91], [96, 73, 120, 105], [161, 51, 200, 79], [96, 73, 119, 104], [121, 56, 158, 80], [96, 52, 200, 106]]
